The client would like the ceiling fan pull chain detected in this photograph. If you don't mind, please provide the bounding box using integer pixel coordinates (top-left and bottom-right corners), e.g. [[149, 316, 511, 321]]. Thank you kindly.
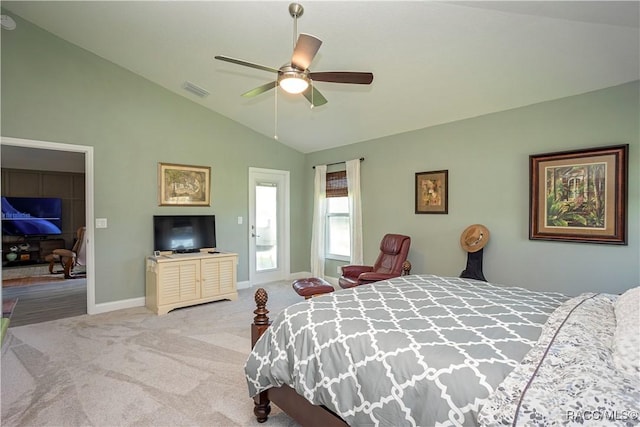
[[274, 82, 279, 140]]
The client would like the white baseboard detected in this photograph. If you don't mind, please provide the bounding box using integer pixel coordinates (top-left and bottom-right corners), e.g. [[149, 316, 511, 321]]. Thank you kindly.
[[288, 272, 339, 287], [90, 280, 249, 314], [290, 271, 338, 286], [90, 297, 146, 314], [89, 275, 338, 314], [237, 280, 251, 290], [289, 271, 312, 280], [324, 276, 339, 286], [241, 272, 343, 285]]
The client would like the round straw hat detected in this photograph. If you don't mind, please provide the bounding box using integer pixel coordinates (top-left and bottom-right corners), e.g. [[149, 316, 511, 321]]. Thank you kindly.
[[460, 224, 490, 253]]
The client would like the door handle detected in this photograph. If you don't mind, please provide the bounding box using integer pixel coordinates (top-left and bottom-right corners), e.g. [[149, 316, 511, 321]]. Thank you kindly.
[[252, 233, 261, 238]]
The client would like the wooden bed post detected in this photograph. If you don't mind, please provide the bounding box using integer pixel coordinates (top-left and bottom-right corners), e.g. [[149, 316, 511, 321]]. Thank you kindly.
[[251, 288, 271, 423], [248, 287, 350, 427]]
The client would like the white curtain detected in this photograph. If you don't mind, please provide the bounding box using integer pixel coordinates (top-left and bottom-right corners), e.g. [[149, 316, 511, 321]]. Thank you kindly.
[[346, 159, 363, 265], [310, 165, 327, 277]]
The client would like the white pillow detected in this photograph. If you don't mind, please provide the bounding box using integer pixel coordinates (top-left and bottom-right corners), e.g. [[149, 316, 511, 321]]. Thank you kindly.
[[613, 286, 640, 377]]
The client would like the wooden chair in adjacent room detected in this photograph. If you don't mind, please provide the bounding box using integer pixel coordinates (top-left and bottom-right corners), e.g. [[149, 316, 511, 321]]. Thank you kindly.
[[45, 226, 86, 279]]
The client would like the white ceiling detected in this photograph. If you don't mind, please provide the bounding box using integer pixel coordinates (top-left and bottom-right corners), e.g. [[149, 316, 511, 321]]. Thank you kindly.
[[2, 1, 639, 154]]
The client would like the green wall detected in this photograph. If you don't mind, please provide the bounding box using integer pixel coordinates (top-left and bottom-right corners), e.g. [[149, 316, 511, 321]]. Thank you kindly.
[[1, 13, 307, 304], [307, 81, 639, 296], [3, 12, 638, 304]]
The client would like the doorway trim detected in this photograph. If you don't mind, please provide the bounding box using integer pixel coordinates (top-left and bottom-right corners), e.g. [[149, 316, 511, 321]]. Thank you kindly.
[[1, 136, 96, 314], [248, 167, 290, 285]]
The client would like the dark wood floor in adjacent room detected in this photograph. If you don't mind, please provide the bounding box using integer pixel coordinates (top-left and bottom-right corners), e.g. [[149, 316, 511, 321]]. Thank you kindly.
[[2, 277, 87, 327]]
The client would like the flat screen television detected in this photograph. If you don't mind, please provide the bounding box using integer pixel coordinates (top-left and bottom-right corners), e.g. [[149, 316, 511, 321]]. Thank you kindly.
[[1, 196, 63, 236], [153, 215, 216, 253]]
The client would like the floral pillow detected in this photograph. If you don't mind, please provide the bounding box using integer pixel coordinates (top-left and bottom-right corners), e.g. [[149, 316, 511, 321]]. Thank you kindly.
[[613, 286, 640, 377]]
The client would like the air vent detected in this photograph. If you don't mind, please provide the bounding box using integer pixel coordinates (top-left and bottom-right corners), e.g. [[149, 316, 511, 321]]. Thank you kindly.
[[182, 81, 210, 98]]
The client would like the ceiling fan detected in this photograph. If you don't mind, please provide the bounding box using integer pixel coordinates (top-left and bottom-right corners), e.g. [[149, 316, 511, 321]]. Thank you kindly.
[[214, 2, 373, 107]]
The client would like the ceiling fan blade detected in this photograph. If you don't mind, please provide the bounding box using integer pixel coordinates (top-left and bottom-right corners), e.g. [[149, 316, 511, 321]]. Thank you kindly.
[[291, 34, 322, 70], [302, 85, 328, 107], [241, 81, 277, 98], [309, 71, 374, 85], [214, 55, 279, 74]]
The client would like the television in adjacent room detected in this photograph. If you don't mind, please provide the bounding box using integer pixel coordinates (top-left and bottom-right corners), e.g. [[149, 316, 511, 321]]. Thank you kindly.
[[153, 215, 216, 253], [1, 196, 63, 236]]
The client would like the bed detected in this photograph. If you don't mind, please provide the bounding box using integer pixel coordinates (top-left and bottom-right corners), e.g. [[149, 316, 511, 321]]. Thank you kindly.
[[245, 274, 639, 426]]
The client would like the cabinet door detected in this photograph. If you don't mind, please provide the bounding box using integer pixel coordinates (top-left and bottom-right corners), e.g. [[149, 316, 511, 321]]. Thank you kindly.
[[218, 257, 237, 294], [201, 258, 221, 298], [201, 256, 237, 297], [158, 263, 182, 305], [158, 260, 200, 304], [178, 260, 200, 301]]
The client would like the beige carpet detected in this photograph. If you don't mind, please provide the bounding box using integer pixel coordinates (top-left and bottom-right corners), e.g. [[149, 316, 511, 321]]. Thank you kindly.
[[1, 281, 305, 426]]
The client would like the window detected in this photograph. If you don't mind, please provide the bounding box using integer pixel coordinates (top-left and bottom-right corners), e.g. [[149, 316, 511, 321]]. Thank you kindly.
[[325, 171, 350, 260]]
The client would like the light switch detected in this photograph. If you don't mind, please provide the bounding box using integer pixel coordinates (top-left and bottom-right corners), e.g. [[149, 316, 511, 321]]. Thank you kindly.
[[237, 216, 243, 225], [96, 218, 108, 228]]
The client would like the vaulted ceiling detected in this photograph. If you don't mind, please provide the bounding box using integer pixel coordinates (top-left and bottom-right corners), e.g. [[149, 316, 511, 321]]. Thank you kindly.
[[2, 1, 639, 153]]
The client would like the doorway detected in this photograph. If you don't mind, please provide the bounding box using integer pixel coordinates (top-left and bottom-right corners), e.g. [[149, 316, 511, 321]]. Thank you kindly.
[[248, 168, 290, 285], [1, 137, 95, 324]]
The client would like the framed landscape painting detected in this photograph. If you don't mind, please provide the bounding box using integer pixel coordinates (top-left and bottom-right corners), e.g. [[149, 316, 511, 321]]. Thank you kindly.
[[158, 163, 211, 206], [415, 170, 448, 214], [529, 144, 628, 245]]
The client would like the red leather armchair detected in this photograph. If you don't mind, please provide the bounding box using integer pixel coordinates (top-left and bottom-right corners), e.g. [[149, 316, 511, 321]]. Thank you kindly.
[[339, 234, 411, 289]]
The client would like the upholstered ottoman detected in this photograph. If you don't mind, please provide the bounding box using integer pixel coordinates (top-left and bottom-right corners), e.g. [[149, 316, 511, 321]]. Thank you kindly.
[[292, 277, 335, 299]]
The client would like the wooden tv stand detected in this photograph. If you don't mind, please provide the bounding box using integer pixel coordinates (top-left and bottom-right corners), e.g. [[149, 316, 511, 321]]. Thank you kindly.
[[2, 237, 65, 266], [145, 251, 238, 315]]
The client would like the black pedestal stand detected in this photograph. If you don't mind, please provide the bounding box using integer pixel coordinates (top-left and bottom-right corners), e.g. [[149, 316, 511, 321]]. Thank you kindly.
[[460, 248, 487, 282]]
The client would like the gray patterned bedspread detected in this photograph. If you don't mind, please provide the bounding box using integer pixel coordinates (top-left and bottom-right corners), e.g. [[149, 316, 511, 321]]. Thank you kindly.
[[244, 275, 567, 426], [478, 292, 640, 426]]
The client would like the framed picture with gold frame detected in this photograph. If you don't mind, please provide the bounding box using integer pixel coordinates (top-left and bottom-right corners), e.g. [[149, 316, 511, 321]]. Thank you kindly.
[[158, 162, 211, 206], [529, 144, 628, 245], [415, 170, 448, 214]]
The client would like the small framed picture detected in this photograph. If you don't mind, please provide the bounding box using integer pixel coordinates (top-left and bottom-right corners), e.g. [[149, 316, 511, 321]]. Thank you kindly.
[[153, 250, 161, 257], [415, 170, 448, 214], [158, 162, 211, 206]]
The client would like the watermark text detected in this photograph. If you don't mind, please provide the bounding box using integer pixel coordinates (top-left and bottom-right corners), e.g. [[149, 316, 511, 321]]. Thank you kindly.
[[566, 410, 639, 422]]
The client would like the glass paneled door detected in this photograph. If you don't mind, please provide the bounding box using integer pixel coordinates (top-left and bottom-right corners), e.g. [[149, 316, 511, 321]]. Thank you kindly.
[[249, 168, 290, 285], [255, 183, 277, 271]]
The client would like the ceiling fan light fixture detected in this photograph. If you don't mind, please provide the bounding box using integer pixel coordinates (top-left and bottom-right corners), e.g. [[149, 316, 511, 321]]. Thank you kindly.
[[214, 2, 372, 108], [279, 73, 309, 94]]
